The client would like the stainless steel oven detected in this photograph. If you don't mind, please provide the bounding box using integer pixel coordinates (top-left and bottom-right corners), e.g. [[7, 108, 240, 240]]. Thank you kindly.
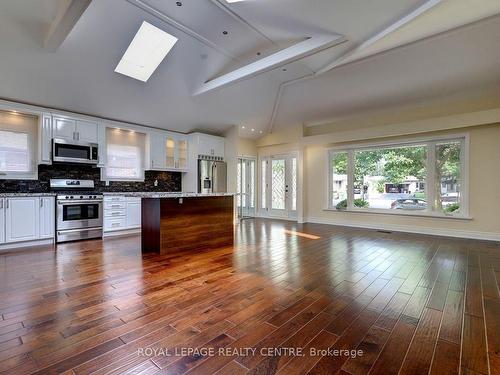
[[52, 138, 98, 165], [51, 179, 103, 243]]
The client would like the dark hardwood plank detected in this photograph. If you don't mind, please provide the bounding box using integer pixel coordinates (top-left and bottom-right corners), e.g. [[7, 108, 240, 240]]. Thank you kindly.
[[0, 218, 497, 375], [399, 307, 442, 374]]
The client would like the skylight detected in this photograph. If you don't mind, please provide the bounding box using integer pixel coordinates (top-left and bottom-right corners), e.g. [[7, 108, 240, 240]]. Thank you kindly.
[[115, 21, 178, 82]]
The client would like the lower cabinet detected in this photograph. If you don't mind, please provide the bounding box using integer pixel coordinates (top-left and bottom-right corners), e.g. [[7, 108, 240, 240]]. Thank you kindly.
[[0, 199, 5, 244], [104, 196, 141, 233], [0, 196, 55, 246], [5, 197, 38, 243], [39, 197, 55, 239]]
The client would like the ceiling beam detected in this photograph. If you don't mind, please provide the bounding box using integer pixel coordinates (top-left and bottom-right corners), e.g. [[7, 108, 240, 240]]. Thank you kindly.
[[195, 34, 347, 95], [44, 0, 92, 52], [315, 0, 443, 75]]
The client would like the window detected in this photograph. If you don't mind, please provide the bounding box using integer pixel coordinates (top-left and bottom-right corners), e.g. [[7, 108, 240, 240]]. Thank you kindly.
[[261, 160, 267, 209], [327, 136, 467, 217], [104, 128, 146, 181], [354, 145, 427, 210], [330, 152, 348, 208], [0, 111, 37, 179]]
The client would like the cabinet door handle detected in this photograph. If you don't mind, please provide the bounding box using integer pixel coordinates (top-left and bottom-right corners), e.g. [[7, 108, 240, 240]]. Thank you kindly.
[[111, 205, 121, 208], [6, 200, 8, 209], [76, 132, 80, 141], [40, 199, 43, 208], [0, 200, 3, 209]]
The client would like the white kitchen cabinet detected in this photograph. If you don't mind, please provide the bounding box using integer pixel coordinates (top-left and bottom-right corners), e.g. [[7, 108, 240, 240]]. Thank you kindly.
[[148, 131, 189, 172], [149, 131, 167, 170], [76, 120, 98, 143], [39, 197, 55, 239], [104, 196, 141, 233], [126, 200, 141, 228], [195, 133, 224, 158], [53, 116, 76, 140], [0, 199, 4, 244], [5, 197, 38, 243], [38, 113, 53, 164], [53, 115, 98, 143]]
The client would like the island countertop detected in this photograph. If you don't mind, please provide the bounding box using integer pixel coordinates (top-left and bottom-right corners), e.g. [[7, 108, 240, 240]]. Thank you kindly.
[[103, 192, 235, 198]]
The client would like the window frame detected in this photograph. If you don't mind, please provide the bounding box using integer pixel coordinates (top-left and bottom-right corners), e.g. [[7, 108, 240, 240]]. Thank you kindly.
[[0, 121, 37, 181], [102, 127, 146, 182], [326, 133, 470, 219]]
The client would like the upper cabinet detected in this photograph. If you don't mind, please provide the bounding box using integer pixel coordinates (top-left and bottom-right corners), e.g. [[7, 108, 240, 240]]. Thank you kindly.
[[38, 113, 52, 164], [53, 115, 98, 143], [148, 131, 189, 172], [192, 133, 224, 158], [76, 120, 99, 143]]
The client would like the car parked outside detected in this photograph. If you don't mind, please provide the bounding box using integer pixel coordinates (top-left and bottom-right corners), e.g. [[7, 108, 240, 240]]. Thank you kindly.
[[391, 198, 427, 210]]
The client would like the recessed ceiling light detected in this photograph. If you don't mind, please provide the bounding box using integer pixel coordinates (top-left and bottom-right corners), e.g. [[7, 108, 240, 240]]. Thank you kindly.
[[226, 0, 245, 3], [115, 21, 178, 82], [241, 126, 245, 129], [259, 131, 263, 134], [251, 128, 255, 132]]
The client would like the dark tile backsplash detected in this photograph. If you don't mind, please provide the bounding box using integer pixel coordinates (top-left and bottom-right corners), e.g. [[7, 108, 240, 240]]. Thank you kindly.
[[0, 164, 181, 193]]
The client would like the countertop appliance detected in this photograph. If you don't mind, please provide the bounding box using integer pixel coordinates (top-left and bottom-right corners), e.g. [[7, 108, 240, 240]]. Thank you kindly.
[[198, 158, 227, 194], [52, 138, 98, 165], [51, 179, 103, 243]]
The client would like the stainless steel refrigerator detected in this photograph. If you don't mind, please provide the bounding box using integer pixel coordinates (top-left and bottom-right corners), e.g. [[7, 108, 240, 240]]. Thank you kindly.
[[198, 159, 227, 193]]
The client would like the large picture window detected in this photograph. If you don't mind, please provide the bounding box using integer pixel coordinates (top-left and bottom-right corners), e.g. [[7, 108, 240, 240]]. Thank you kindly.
[[327, 135, 467, 217]]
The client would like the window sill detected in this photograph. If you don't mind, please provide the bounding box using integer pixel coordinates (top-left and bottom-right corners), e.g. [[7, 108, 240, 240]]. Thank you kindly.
[[322, 207, 472, 220]]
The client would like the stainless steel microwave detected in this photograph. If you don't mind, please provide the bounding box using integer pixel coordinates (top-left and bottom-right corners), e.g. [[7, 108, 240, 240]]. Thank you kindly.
[[52, 138, 98, 164]]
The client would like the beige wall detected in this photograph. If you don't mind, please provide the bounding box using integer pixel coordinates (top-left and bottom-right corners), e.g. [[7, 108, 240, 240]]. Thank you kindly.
[[225, 126, 258, 193], [256, 106, 500, 240], [305, 124, 500, 239]]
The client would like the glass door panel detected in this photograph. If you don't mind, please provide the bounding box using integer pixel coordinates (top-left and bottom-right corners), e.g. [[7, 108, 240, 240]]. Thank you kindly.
[[166, 137, 175, 168], [237, 158, 256, 219], [177, 138, 187, 169], [265, 153, 298, 219]]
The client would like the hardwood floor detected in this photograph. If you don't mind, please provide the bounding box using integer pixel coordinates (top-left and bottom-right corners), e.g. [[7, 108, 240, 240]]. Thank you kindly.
[[0, 218, 498, 374]]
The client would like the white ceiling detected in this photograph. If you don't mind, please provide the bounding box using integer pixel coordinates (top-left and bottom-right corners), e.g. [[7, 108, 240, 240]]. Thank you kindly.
[[0, 0, 499, 138]]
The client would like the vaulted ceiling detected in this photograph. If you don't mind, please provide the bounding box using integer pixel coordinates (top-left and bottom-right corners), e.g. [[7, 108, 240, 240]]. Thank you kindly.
[[0, 0, 499, 138]]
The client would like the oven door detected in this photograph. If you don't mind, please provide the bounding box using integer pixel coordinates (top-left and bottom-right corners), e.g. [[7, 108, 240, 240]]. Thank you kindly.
[[57, 201, 103, 230], [53, 139, 98, 164]]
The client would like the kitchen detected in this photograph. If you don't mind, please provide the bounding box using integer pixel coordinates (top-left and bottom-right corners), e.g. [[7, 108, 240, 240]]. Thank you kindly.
[[0, 102, 231, 251], [1, 1, 499, 374]]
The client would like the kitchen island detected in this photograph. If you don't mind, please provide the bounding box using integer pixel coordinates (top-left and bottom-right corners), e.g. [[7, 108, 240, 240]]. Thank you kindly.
[[139, 193, 234, 254]]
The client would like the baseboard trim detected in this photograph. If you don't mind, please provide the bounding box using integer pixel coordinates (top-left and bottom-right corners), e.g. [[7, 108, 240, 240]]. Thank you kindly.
[[0, 238, 55, 253], [103, 228, 141, 238], [305, 216, 500, 242]]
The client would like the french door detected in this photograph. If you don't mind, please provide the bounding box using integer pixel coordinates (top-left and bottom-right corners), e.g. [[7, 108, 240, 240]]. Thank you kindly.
[[261, 153, 297, 219], [237, 157, 256, 219]]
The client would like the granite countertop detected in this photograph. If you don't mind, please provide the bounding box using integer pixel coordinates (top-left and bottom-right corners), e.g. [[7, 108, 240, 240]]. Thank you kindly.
[[0, 192, 57, 197], [0, 192, 234, 198], [103, 192, 235, 198]]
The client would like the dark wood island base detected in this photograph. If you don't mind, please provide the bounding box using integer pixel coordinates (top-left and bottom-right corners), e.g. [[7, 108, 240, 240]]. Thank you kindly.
[[141, 195, 234, 254]]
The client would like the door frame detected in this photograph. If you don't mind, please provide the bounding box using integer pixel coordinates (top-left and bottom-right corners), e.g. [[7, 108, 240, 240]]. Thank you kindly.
[[259, 152, 298, 220], [237, 156, 257, 219]]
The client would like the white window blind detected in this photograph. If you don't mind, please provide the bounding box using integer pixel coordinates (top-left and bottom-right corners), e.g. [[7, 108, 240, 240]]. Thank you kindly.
[[0, 111, 37, 179], [105, 128, 146, 180]]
